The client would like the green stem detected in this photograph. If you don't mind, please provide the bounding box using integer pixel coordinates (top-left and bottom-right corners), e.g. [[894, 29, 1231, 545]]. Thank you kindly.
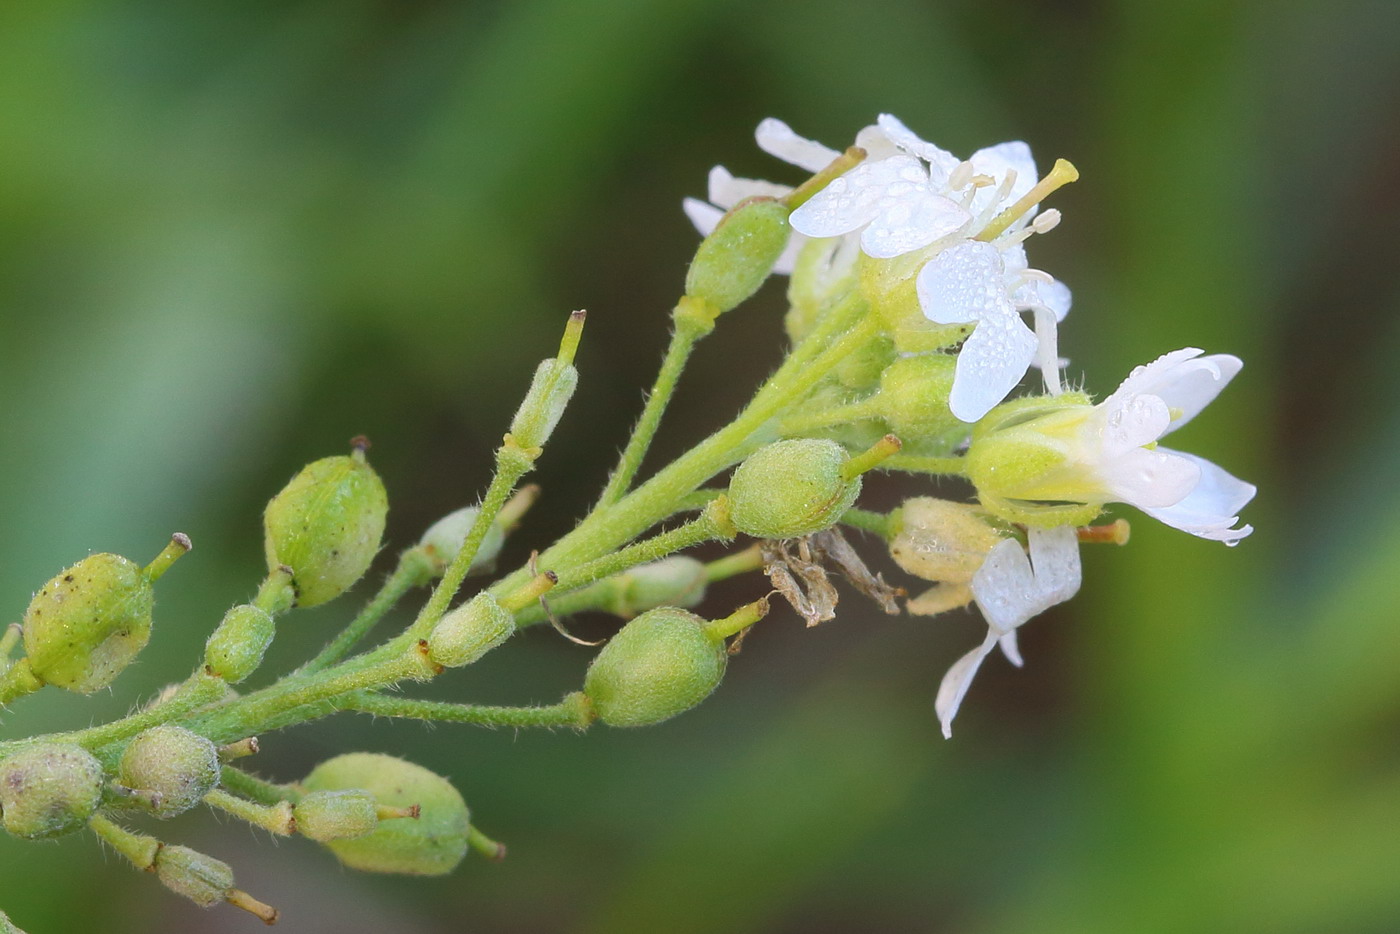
[[775, 402, 874, 437], [221, 767, 303, 806], [703, 544, 765, 582], [303, 548, 435, 674], [0, 660, 42, 708], [0, 624, 21, 669], [546, 500, 733, 596], [599, 309, 710, 506], [204, 788, 295, 835], [885, 454, 967, 476], [89, 815, 161, 870], [466, 825, 507, 860], [841, 507, 895, 539], [347, 690, 594, 729]]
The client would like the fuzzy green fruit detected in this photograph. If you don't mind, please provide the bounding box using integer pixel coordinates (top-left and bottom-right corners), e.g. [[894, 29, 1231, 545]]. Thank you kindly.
[[583, 608, 726, 727], [728, 439, 860, 540], [116, 726, 220, 818], [203, 604, 275, 683], [0, 743, 104, 839]]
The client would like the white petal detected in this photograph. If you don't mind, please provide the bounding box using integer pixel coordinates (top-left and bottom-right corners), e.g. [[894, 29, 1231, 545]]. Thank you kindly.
[[770, 232, 805, 276], [682, 198, 724, 237], [875, 114, 960, 184], [1098, 393, 1174, 455], [970, 539, 1038, 632], [1101, 446, 1202, 509], [947, 308, 1038, 422], [916, 241, 1007, 325], [1137, 353, 1243, 434], [755, 118, 840, 174], [998, 630, 1024, 668], [1139, 450, 1256, 544], [855, 123, 902, 162], [1109, 348, 1202, 407], [861, 189, 970, 258], [968, 141, 1039, 218], [1025, 525, 1082, 607], [789, 155, 926, 239], [707, 165, 792, 210], [935, 630, 999, 739], [1040, 278, 1072, 321]]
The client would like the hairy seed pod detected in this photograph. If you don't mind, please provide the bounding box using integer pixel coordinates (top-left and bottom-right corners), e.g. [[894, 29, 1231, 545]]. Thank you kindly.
[[303, 753, 470, 876], [154, 845, 234, 908], [428, 593, 516, 668], [583, 608, 726, 727], [874, 354, 959, 439], [263, 449, 388, 608], [203, 604, 275, 683], [686, 197, 792, 315], [609, 556, 708, 618], [293, 789, 380, 842], [0, 743, 104, 839], [116, 726, 220, 818], [22, 553, 153, 694], [728, 439, 860, 540], [419, 506, 505, 577]]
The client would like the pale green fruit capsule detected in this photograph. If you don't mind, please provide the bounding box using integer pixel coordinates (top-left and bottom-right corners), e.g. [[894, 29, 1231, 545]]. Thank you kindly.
[[873, 354, 959, 439], [0, 743, 104, 839], [303, 753, 470, 876], [583, 608, 727, 727], [154, 845, 234, 908], [293, 790, 380, 842], [889, 498, 1005, 584], [419, 506, 506, 577], [22, 553, 154, 694], [685, 197, 792, 315], [428, 592, 515, 668], [510, 360, 578, 452], [728, 439, 861, 540], [116, 726, 220, 818], [609, 557, 708, 618], [263, 446, 388, 607], [203, 604, 275, 683]]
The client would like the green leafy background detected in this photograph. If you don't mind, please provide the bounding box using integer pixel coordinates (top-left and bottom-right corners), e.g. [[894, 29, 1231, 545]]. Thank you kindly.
[[2, 1, 1397, 931]]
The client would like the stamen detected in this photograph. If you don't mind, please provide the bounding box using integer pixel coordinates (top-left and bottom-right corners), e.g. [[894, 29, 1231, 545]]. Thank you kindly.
[[1077, 519, 1131, 545], [947, 160, 975, 191], [1032, 306, 1063, 396], [1031, 208, 1062, 234], [976, 158, 1079, 242]]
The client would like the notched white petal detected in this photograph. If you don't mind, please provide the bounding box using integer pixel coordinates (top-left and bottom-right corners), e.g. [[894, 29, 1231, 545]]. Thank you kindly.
[[1103, 447, 1202, 510], [1139, 450, 1256, 544], [947, 309, 1038, 423], [789, 155, 927, 240], [755, 117, 840, 174], [861, 190, 970, 258], [916, 241, 1007, 325]]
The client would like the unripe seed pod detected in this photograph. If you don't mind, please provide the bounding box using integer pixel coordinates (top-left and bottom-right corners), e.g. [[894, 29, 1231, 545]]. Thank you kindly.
[[889, 498, 1005, 584], [22, 553, 154, 693], [686, 198, 792, 314], [583, 608, 726, 727], [428, 593, 515, 668], [728, 439, 861, 540], [0, 743, 104, 839], [263, 448, 388, 607], [510, 360, 578, 451], [203, 604, 275, 683], [303, 753, 469, 875], [293, 790, 379, 842], [115, 725, 220, 818], [154, 845, 234, 908], [419, 507, 505, 576], [609, 557, 708, 618]]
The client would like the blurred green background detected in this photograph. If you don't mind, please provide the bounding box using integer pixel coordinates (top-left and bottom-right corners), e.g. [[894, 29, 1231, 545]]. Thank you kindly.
[[2, 0, 1398, 931]]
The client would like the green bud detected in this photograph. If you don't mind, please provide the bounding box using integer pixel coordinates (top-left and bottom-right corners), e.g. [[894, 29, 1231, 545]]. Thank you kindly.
[[872, 354, 959, 439], [115, 726, 220, 818], [583, 607, 726, 727], [428, 593, 516, 668], [608, 557, 708, 618], [154, 845, 233, 908], [203, 604, 275, 683], [686, 197, 791, 314], [263, 445, 389, 608], [0, 743, 104, 839], [293, 790, 379, 842], [835, 335, 896, 391], [22, 553, 155, 694], [419, 507, 505, 577], [859, 251, 968, 353], [889, 499, 1005, 583], [303, 753, 470, 876], [728, 439, 861, 540]]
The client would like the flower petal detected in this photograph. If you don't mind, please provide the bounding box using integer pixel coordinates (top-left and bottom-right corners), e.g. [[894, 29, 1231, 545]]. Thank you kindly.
[[1101, 446, 1202, 509], [935, 629, 999, 739], [875, 113, 960, 185], [682, 198, 723, 237], [968, 141, 1038, 219], [998, 630, 1024, 668], [790, 155, 922, 238], [947, 308, 1038, 422], [755, 118, 840, 174], [971, 527, 1082, 634], [1138, 449, 1256, 544], [916, 241, 1007, 325], [707, 165, 792, 210], [1099, 392, 1174, 456], [861, 189, 970, 259], [1025, 525, 1083, 607]]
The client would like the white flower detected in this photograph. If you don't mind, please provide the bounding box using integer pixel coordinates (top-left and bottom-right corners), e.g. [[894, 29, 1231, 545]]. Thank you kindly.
[[935, 526, 1082, 738], [916, 240, 1072, 422]]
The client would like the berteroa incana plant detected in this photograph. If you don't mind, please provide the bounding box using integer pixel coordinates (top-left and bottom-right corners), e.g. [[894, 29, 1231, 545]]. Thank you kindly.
[[0, 114, 1254, 930]]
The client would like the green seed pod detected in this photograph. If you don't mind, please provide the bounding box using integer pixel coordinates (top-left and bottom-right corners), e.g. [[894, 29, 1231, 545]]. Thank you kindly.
[[263, 448, 389, 608], [609, 557, 708, 618], [686, 197, 792, 315], [303, 753, 470, 876], [419, 506, 505, 577], [203, 604, 275, 683], [728, 439, 861, 540], [154, 845, 234, 908], [510, 359, 579, 451], [428, 593, 515, 668], [22, 553, 154, 694], [583, 607, 726, 727], [116, 726, 220, 818], [0, 743, 104, 839], [872, 354, 959, 439], [293, 790, 379, 842]]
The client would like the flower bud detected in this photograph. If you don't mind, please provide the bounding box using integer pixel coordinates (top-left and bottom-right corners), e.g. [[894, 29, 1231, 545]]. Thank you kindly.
[[685, 197, 791, 314], [116, 726, 220, 818], [871, 354, 959, 440], [21, 553, 157, 694], [303, 753, 470, 876], [0, 743, 104, 839], [583, 607, 727, 727], [419, 507, 505, 576], [608, 557, 708, 618], [263, 446, 389, 608], [889, 499, 1004, 583], [203, 604, 275, 683], [428, 593, 515, 668], [510, 361, 578, 452], [154, 845, 234, 908], [835, 336, 896, 391], [728, 439, 861, 540], [859, 251, 968, 353], [293, 790, 379, 842]]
